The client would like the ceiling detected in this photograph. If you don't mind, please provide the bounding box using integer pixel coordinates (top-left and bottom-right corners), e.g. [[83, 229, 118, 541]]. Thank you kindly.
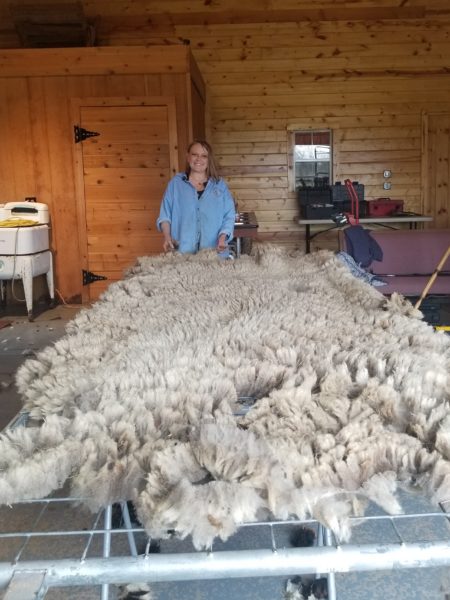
[[0, 0, 447, 48]]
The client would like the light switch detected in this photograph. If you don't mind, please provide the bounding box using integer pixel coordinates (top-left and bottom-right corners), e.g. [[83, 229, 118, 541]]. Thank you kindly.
[[383, 170, 391, 178]]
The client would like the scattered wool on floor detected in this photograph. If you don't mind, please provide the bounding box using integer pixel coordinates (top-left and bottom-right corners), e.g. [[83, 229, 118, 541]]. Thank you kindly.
[[1, 245, 450, 549]]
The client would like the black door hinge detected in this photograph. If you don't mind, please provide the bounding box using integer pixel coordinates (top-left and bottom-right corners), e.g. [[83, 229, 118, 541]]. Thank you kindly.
[[82, 270, 107, 286], [74, 125, 100, 143]]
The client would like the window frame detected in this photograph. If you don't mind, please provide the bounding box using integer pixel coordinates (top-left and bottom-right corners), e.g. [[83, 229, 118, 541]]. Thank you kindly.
[[288, 128, 333, 192]]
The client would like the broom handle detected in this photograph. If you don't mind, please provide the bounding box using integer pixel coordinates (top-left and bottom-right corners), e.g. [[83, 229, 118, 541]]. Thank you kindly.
[[414, 245, 450, 309]]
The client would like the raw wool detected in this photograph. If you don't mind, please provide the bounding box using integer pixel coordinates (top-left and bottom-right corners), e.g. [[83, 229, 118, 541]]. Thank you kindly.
[[0, 244, 450, 548]]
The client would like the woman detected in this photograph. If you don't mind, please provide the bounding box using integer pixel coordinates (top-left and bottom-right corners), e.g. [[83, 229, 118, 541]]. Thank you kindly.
[[157, 140, 236, 255]]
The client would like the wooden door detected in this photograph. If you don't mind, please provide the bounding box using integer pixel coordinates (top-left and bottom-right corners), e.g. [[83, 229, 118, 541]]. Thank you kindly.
[[424, 113, 450, 228], [74, 99, 178, 302]]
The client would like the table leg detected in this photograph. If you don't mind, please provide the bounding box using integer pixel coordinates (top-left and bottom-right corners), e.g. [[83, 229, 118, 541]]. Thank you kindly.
[[20, 261, 34, 321], [45, 252, 55, 302], [305, 225, 311, 254], [236, 236, 241, 258], [0, 281, 5, 307]]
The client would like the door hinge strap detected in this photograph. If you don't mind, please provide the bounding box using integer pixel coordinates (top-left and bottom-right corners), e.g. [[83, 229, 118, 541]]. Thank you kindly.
[[82, 270, 107, 286], [74, 125, 100, 143]]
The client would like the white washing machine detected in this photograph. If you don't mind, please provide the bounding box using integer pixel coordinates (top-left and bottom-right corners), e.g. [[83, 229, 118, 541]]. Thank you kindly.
[[0, 201, 54, 320]]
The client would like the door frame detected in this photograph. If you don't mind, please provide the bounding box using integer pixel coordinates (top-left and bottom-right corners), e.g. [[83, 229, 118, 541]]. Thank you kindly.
[[70, 96, 178, 303], [421, 110, 450, 224]]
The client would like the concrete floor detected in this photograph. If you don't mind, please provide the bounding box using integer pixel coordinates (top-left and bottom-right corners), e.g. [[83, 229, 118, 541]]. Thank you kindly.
[[1, 303, 450, 600]]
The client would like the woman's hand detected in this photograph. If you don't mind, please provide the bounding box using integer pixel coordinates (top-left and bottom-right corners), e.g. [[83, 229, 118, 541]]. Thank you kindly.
[[217, 233, 227, 252], [163, 237, 175, 252], [161, 221, 177, 252]]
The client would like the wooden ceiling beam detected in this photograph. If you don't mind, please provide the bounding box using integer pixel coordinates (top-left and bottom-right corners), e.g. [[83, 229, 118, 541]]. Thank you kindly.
[[93, 7, 427, 27], [0, 45, 191, 76]]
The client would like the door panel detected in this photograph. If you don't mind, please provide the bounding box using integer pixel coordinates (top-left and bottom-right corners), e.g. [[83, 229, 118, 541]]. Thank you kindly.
[[425, 114, 450, 228], [78, 103, 176, 302]]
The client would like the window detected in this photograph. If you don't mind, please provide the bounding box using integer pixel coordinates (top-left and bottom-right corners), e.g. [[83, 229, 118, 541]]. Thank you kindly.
[[293, 129, 332, 190]]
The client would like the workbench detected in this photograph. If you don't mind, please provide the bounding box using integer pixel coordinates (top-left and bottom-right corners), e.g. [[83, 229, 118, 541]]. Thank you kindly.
[[297, 214, 433, 253]]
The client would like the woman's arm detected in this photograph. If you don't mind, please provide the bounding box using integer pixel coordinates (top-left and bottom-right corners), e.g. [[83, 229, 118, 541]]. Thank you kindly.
[[217, 181, 237, 249], [160, 221, 176, 252], [157, 179, 178, 251]]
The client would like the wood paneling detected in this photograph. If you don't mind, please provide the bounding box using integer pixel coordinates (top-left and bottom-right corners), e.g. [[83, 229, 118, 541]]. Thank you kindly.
[[0, 46, 190, 76], [0, 79, 35, 199], [1, 2, 450, 261], [424, 114, 450, 228], [171, 17, 450, 232], [74, 97, 178, 302], [0, 46, 203, 303]]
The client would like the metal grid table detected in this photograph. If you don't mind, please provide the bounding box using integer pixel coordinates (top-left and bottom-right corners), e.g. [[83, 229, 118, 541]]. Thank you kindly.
[[0, 494, 450, 599], [1, 412, 450, 599]]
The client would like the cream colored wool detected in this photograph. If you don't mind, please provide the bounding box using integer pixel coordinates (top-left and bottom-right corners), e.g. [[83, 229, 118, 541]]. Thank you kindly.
[[1, 244, 450, 548]]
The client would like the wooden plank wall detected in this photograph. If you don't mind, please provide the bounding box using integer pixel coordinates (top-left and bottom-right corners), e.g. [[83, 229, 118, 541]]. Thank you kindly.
[[90, 12, 450, 247], [1, 2, 450, 262], [0, 47, 202, 301]]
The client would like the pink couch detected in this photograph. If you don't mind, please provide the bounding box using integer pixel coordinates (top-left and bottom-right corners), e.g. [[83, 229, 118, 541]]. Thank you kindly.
[[338, 228, 450, 295]]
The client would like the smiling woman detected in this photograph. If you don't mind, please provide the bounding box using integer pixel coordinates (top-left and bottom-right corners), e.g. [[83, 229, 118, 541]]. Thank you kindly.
[[156, 140, 236, 256]]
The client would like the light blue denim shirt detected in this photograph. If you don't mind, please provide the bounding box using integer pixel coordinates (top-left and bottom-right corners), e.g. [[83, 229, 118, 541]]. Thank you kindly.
[[157, 173, 236, 254]]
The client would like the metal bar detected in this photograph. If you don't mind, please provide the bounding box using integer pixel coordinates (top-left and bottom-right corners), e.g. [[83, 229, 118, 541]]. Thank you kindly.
[[389, 516, 405, 545], [0, 527, 145, 541], [1, 510, 448, 541], [2, 570, 48, 600], [269, 523, 277, 553], [235, 236, 241, 258], [80, 510, 105, 562], [1, 541, 450, 589], [13, 501, 48, 565], [120, 501, 138, 557], [324, 527, 337, 600], [306, 223, 311, 253], [101, 505, 112, 600], [5, 411, 30, 431]]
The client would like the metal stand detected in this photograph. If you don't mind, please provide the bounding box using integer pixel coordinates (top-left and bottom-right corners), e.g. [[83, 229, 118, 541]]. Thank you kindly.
[[0, 497, 449, 599], [1, 413, 450, 599], [0, 250, 55, 320]]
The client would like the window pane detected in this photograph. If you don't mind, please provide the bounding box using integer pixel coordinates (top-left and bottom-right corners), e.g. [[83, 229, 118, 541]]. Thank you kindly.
[[312, 131, 330, 145], [294, 129, 331, 189]]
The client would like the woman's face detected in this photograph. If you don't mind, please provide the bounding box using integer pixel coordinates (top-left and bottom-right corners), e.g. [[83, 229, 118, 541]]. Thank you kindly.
[[187, 143, 209, 175]]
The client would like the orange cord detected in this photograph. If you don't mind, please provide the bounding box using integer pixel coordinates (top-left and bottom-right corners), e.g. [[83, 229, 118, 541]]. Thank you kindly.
[[55, 288, 81, 309]]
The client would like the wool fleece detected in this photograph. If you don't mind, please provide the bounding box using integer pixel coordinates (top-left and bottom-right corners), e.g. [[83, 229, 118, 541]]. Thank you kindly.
[[1, 245, 450, 549]]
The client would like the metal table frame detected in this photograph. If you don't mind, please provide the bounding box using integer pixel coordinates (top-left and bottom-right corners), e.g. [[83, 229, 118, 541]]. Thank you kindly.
[[1, 497, 450, 600], [297, 215, 433, 253], [1, 410, 450, 599]]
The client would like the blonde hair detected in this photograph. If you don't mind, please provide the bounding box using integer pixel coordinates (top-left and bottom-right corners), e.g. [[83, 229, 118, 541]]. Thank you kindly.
[[186, 140, 220, 182]]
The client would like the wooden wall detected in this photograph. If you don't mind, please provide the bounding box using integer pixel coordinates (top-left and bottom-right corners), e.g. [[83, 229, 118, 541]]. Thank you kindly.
[[80, 2, 450, 247], [0, 1, 450, 278], [0, 46, 205, 302]]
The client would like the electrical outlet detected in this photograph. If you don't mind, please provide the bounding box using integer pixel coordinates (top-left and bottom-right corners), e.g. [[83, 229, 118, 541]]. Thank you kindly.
[[383, 182, 391, 190]]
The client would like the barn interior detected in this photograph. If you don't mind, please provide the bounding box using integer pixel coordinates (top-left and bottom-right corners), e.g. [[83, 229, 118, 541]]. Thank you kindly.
[[1, 1, 450, 599]]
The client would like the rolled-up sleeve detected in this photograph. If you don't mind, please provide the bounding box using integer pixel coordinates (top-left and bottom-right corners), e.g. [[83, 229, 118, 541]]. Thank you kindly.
[[219, 182, 236, 241], [156, 180, 174, 231]]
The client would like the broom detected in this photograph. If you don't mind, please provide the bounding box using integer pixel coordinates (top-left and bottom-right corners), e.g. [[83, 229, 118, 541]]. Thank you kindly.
[[414, 245, 450, 310]]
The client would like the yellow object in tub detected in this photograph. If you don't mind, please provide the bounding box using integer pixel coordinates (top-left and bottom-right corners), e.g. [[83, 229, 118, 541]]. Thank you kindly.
[[0, 218, 39, 227]]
